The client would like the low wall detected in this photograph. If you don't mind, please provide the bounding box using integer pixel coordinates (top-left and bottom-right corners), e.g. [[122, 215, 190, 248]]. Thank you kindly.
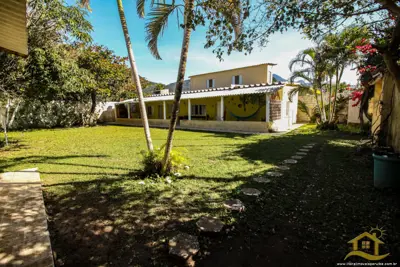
[[115, 118, 170, 127], [180, 120, 270, 133]]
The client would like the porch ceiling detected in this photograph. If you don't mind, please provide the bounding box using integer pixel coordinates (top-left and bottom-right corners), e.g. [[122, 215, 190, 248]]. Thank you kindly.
[[120, 84, 283, 103], [0, 0, 28, 56]]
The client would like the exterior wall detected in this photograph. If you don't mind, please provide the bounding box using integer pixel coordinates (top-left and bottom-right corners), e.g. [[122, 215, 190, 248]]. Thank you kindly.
[[347, 99, 368, 124], [371, 79, 383, 136], [180, 120, 270, 133], [96, 102, 116, 122], [224, 95, 267, 122], [297, 95, 317, 122], [189, 64, 272, 91], [378, 75, 400, 151]]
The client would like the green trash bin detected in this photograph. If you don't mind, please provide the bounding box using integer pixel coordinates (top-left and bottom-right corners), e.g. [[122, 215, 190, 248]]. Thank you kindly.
[[373, 153, 400, 188]]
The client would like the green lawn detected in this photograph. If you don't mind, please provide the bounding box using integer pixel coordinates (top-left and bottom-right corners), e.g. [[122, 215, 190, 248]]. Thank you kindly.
[[1, 125, 399, 266]]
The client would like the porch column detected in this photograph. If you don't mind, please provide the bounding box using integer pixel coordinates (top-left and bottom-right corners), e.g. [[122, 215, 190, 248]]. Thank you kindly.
[[265, 93, 270, 122], [163, 101, 166, 120], [114, 104, 118, 119], [127, 103, 131, 119], [220, 96, 224, 121], [188, 99, 191, 120]]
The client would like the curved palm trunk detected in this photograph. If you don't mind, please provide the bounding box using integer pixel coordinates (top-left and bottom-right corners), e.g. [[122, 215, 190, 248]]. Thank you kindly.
[[116, 0, 153, 152], [332, 66, 344, 122], [327, 76, 332, 122], [161, 0, 194, 173]]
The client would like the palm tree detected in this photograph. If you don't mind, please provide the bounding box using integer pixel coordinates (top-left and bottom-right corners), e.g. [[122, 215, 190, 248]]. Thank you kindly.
[[322, 27, 369, 123], [289, 47, 328, 123], [80, 0, 154, 152], [145, 0, 243, 173]]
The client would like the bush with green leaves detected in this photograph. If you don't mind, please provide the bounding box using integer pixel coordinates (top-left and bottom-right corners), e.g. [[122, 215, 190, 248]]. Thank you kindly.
[[141, 145, 187, 176]]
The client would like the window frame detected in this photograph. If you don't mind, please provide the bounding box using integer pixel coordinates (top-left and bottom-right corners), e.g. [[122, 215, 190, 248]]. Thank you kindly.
[[206, 79, 215, 88], [191, 104, 206, 116], [232, 75, 242, 85]]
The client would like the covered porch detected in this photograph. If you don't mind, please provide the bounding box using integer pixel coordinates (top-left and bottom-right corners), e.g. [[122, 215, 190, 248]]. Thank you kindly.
[[114, 84, 297, 133]]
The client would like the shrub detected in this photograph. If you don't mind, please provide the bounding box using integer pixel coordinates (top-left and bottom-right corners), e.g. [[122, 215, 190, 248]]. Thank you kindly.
[[140, 145, 187, 176]]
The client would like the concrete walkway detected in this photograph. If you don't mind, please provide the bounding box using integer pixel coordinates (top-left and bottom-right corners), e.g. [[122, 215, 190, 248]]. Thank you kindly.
[[0, 168, 54, 267]]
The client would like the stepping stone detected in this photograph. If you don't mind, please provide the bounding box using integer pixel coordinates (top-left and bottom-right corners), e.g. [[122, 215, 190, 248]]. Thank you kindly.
[[303, 146, 313, 149], [196, 216, 224, 232], [296, 152, 307, 156], [253, 177, 272, 183], [241, 188, 261, 196], [308, 143, 316, 145], [275, 165, 290, 171], [224, 199, 245, 211], [291, 155, 303, 160], [299, 149, 309, 152], [169, 233, 200, 259], [266, 171, 283, 177], [283, 159, 297, 164]]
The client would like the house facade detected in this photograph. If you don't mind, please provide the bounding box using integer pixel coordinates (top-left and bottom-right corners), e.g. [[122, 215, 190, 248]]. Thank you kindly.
[[114, 63, 298, 133], [189, 63, 275, 91]]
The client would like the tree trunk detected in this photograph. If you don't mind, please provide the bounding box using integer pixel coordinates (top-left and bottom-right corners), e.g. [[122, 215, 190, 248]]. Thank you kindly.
[[313, 87, 322, 122], [319, 87, 326, 122], [328, 76, 332, 122], [8, 99, 21, 128], [4, 98, 10, 146], [90, 90, 96, 114], [332, 66, 343, 123], [383, 52, 400, 94], [116, 0, 153, 152], [161, 0, 194, 173]]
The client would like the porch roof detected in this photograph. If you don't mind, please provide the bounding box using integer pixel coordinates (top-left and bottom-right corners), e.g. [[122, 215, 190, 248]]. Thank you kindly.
[[120, 83, 283, 103]]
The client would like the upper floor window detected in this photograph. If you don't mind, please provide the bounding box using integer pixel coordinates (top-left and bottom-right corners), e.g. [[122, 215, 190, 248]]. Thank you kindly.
[[207, 79, 215, 88], [232, 75, 242, 85]]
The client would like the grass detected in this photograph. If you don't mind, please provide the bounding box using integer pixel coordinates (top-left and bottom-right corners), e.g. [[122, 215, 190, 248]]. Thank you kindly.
[[1, 125, 399, 266]]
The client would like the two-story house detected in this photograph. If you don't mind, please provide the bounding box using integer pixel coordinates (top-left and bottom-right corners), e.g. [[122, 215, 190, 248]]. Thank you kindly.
[[114, 63, 298, 133]]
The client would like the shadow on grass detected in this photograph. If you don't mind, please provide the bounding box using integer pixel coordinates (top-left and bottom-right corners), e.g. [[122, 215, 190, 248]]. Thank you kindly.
[[196, 134, 400, 267], [44, 173, 235, 267]]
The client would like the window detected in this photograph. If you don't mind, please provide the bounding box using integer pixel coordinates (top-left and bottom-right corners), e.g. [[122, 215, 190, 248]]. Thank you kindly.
[[146, 105, 153, 116], [232, 75, 242, 85], [191, 105, 206, 116], [207, 79, 215, 88], [361, 241, 370, 249]]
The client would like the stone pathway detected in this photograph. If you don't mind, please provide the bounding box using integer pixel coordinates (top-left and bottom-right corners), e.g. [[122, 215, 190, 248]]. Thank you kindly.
[[170, 142, 318, 262], [0, 168, 54, 267]]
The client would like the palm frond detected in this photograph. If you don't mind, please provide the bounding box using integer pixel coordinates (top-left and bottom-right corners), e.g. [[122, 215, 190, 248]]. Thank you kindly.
[[298, 100, 311, 119], [289, 71, 313, 84], [137, 0, 146, 18], [79, 0, 91, 11], [288, 85, 314, 101], [145, 3, 176, 60]]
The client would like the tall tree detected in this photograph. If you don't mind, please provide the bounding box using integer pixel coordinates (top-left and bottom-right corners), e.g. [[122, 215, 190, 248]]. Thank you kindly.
[[145, 0, 245, 173], [208, 0, 400, 94], [80, 0, 154, 152], [322, 27, 369, 122]]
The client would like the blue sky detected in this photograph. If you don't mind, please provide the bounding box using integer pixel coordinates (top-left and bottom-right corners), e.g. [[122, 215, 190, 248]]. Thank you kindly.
[[74, 0, 358, 85]]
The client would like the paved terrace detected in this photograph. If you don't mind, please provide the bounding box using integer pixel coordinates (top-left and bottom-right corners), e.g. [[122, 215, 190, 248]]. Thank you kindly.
[[0, 168, 54, 267]]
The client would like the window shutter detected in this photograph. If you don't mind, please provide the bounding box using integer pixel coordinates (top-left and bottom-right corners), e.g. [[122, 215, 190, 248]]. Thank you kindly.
[[206, 80, 209, 88], [212, 79, 215, 87], [232, 76, 235, 85], [239, 75, 243, 85]]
